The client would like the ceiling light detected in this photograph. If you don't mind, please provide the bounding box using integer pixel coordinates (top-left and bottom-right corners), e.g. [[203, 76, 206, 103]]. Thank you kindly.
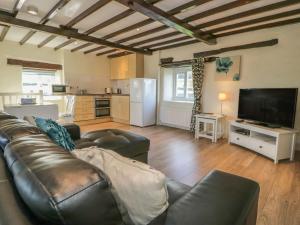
[[74, 41, 78, 45], [136, 28, 140, 31], [27, 6, 39, 16]]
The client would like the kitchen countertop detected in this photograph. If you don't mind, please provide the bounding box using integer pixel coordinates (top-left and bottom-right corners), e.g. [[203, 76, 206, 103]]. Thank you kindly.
[[111, 93, 130, 96]]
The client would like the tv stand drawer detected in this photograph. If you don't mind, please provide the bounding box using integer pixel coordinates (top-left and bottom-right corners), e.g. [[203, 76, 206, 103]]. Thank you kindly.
[[230, 133, 252, 149], [253, 141, 276, 158]]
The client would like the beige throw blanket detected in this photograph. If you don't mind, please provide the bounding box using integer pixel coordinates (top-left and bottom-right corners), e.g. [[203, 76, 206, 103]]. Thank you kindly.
[[72, 147, 169, 225]]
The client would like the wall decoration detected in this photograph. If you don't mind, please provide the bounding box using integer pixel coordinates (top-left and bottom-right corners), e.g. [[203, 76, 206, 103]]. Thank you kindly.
[[215, 55, 241, 81]]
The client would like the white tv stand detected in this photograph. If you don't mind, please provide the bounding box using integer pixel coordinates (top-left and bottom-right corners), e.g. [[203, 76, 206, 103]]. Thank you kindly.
[[229, 120, 298, 164]]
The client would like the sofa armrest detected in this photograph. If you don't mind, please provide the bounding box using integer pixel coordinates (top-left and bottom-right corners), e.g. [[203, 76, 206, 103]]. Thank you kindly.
[[62, 123, 81, 141], [165, 170, 259, 225]]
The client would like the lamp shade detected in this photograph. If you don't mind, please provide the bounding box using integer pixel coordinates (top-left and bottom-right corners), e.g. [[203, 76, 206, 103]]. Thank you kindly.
[[218, 92, 227, 101]]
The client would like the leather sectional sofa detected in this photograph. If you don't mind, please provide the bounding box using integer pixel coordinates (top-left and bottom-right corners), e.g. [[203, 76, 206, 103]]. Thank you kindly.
[[0, 112, 260, 225]]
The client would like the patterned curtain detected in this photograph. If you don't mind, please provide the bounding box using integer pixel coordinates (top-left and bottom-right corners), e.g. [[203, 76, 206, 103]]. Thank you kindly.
[[190, 57, 205, 132]]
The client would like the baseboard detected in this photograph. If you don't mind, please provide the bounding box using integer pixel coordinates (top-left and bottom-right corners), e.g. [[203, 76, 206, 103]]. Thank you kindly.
[[111, 117, 129, 125], [74, 117, 112, 125]]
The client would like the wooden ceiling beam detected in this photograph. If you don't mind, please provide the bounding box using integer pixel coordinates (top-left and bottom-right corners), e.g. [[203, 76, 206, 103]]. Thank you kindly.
[[208, 8, 300, 34], [20, 0, 70, 45], [183, 0, 260, 23], [140, 36, 193, 49], [103, 0, 213, 39], [193, 39, 278, 58], [1, 0, 26, 42], [115, 0, 216, 44], [54, 39, 75, 50], [129, 31, 180, 47], [167, 0, 212, 15], [54, 0, 114, 50], [96, 49, 118, 56], [57, 0, 209, 52], [7, 58, 62, 70], [118, 25, 169, 43], [84, 9, 134, 35], [56, 0, 162, 50], [195, 0, 300, 29], [71, 43, 93, 52], [0, 12, 152, 55], [65, 0, 112, 27], [37, 34, 56, 48], [129, 0, 300, 48], [152, 40, 199, 51], [216, 17, 300, 38], [12, 0, 26, 15], [0, 25, 9, 41], [150, 17, 300, 52], [113, 0, 259, 45], [84, 46, 106, 54], [107, 51, 132, 58], [102, 19, 154, 39]]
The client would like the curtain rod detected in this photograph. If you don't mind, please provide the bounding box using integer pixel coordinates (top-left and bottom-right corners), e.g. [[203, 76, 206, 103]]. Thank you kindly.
[[160, 57, 217, 68], [160, 39, 278, 68]]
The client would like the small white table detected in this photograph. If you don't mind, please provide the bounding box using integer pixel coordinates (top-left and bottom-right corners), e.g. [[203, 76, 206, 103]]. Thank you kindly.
[[194, 114, 225, 143]]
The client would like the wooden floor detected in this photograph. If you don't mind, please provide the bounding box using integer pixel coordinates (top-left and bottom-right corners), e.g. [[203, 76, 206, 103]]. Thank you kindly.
[[81, 122, 300, 225]]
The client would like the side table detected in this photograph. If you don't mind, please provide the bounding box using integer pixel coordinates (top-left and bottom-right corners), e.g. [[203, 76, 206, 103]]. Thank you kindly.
[[195, 114, 225, 143]]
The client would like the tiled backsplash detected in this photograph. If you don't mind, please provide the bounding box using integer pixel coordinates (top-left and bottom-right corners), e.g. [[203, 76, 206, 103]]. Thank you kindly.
[[111, 80, 130, 94]]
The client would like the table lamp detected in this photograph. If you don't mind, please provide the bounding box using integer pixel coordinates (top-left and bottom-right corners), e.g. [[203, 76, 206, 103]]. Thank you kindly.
[[218, 92, 227, 115]]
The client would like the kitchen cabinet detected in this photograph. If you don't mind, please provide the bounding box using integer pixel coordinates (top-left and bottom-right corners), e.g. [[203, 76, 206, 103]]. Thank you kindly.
[[110, 54, 144, 80], [73, 96, 95, 122], [111, 95, 130, 124]]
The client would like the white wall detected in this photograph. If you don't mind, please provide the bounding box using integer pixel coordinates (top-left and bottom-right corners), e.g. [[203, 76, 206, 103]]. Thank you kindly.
[[63, 51, 111, 93], [144, 23, 300, 149], [0, 40, 111, 94], [0, 40, 62, 92]]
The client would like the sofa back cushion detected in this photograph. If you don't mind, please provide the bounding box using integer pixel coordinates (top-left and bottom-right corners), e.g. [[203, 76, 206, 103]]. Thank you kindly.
[[4, 134, 122, 225], [0, 119, 42, 151], [0, 112, 17, 121]]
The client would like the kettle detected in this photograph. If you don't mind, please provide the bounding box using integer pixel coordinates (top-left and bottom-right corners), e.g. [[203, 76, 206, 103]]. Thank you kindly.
[[105, 88, 112, 94]]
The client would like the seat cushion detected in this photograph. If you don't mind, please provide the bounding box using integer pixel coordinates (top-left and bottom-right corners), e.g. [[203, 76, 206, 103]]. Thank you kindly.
[[80, 129, 150, 160], [0, 112, 17, 121], [165, 170, 260, 225], [73, 147, 169, 225]]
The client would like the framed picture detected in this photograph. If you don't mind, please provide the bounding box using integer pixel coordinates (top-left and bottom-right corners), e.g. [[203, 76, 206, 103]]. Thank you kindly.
[[215, 55, 241, 81]]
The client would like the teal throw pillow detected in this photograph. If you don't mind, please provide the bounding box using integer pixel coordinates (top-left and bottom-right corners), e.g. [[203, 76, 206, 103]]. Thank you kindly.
[[35, 117, 75, 151]]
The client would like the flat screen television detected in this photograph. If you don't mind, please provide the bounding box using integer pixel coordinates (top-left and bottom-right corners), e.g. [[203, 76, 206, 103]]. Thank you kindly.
[[238, 88, 298, 128]]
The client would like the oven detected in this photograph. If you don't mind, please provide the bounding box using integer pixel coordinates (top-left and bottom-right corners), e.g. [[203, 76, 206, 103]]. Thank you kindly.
[[95, 99, 110, 108], [95, 98, 110, 118]]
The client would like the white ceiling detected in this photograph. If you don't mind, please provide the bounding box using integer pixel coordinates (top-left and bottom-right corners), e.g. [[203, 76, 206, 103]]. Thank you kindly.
[[0, 0, 299, 56]]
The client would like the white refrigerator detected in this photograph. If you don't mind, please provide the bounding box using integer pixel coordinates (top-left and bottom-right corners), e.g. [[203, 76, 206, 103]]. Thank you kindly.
[[130, 78, 157, 127]]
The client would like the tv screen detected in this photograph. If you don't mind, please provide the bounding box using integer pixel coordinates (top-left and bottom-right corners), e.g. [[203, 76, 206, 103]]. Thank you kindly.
[[238, 88, 298, 128]]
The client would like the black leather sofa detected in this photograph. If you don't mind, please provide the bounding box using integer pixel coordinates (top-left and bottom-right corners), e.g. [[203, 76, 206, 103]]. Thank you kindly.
[[0, 112, 260, 225]]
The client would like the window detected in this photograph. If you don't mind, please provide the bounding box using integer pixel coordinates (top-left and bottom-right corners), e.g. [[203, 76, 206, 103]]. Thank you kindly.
[[173, 67, 193, 101], [22, 69, 61, 95]]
